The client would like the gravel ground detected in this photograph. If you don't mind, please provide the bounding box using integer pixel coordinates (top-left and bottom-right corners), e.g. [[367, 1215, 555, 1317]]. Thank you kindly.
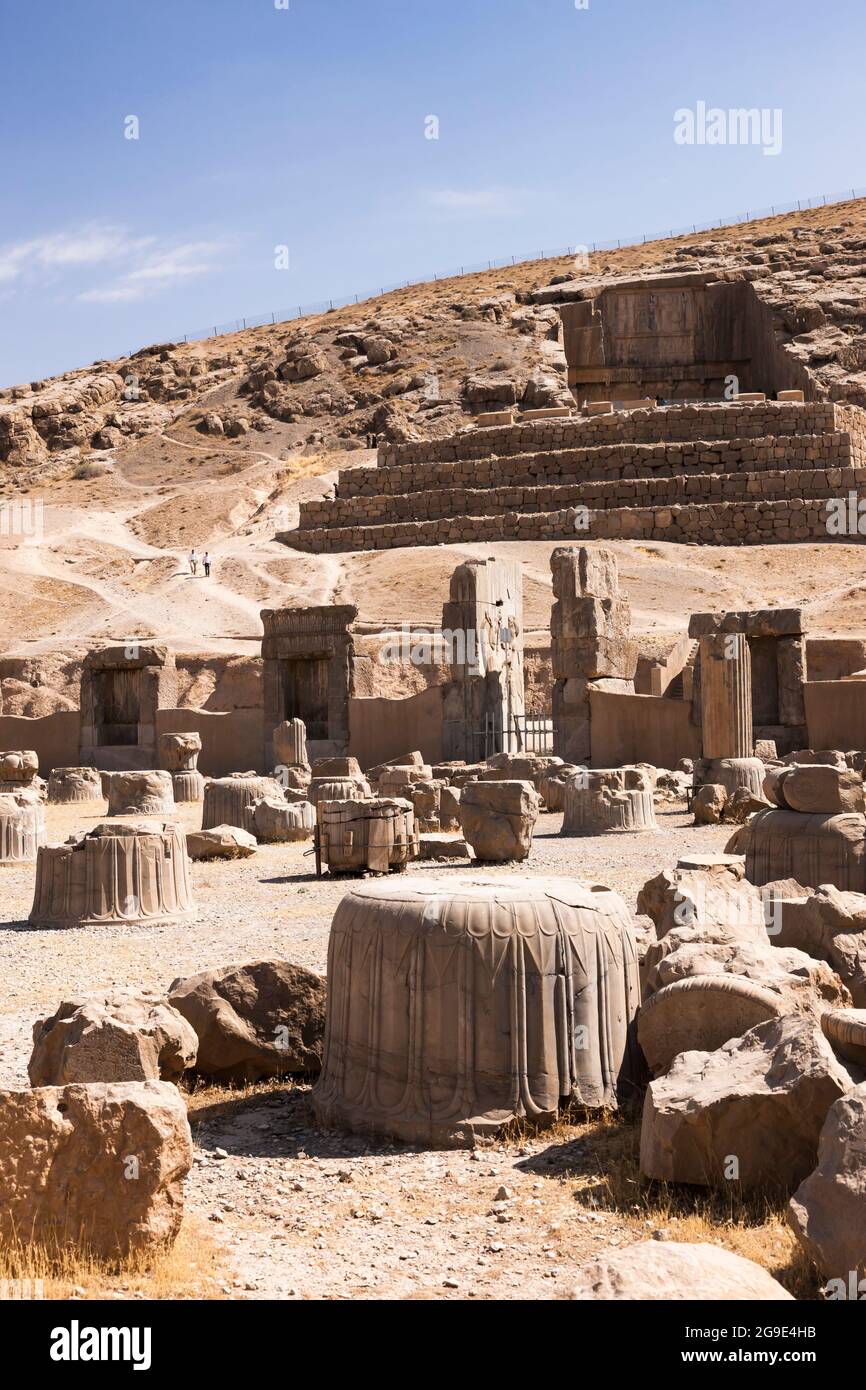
[[0, 799, 740, 1300]]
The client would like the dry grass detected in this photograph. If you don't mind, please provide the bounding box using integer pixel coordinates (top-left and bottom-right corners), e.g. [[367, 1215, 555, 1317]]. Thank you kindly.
[[0, 1217, 225, 1301], [501, 1106, 821, 1300]]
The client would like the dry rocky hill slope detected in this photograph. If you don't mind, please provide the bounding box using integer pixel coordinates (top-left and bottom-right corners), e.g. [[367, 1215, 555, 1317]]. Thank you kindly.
[[3, 198, 866, 714]]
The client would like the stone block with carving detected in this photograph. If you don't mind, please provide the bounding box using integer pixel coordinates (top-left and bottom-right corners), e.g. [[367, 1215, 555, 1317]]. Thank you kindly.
[[106, 770, 175, 816], [0, 748, 39, 786], [742, 808, 866, 892], [308, 774, 371, 807], [0, 790, 46, 863], [29, 821, 196, 928], [459, 779, 539, 861], [202, 774, 285, 830], [47, 766, 104, 804], [273, 718, 309, 769], [562, 767, 657, 836], [313, 874, 642, 1144]]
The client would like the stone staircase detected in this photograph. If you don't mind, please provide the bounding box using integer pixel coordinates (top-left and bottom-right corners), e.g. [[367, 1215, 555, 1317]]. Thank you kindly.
[[282, 400, 866, 553]]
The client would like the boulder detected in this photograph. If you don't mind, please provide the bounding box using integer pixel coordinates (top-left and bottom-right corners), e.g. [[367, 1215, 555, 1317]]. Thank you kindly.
[[252, 796, 315, 842], [567, 1241, 793, 1301], [640, 1016, 856, 1191], [771, 884, 866, 1006], [788, 1083, 866, 1283], [168, 959, 326, 1082], [29, 991, 197, 1085], [458, 779, 539, 862], [0, 1082, 192, 1258], [439, 784, 462, 830], [694, 783, 726, 824], [186, 825, 258, 860]]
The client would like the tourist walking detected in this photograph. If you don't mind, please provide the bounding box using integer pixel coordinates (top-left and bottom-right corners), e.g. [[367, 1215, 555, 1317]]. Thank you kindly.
[[189, 548, 198, 575], [203, 551, 211, 578]]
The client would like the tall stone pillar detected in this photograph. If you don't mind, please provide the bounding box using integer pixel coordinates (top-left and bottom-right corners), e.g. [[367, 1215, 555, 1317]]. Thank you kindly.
[[551, 547, 635, 763], [699, 633, 753, 759], [441, 558, 525, 761]]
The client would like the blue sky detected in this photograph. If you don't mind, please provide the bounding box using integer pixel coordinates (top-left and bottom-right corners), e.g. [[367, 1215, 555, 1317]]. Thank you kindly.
[[1, 0, 864, 385]]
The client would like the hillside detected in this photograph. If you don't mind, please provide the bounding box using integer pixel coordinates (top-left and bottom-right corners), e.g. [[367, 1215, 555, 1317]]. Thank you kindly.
[[3, 197, 866, 715]]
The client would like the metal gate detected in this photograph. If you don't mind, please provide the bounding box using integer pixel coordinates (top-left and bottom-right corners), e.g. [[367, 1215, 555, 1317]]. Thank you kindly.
[[470, 712, 554, 761]]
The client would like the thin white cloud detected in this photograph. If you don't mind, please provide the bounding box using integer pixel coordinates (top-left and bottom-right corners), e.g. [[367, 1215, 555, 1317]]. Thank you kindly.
[[78, 239, 231, 303], [424, 187, 523, 215], [0, 222, 232, 305], [0, 225, 152, 284]]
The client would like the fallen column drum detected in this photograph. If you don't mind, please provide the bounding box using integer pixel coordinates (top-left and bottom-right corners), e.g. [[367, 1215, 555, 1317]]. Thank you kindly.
[[29, 820, 196, 928], [313, 874, 642, 1144]]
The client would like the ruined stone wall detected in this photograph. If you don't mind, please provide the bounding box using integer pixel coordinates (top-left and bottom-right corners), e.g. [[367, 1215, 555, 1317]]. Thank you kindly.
[[289, 496, 866, 553], [328, 430, 860, 503], [301, 455, 860, 531], [376, 402, 844, 468]]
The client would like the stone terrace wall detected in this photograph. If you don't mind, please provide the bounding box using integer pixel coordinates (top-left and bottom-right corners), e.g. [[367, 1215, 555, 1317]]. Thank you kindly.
[[377, 402, 844, 468], [301, 454, 860, 532], [333, 431, 860, 502], [289, 497, 866, 553]]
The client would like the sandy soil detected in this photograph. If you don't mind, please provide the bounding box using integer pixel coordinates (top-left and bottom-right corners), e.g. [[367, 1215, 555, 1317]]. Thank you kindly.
[[0, 801, 809, 1300]]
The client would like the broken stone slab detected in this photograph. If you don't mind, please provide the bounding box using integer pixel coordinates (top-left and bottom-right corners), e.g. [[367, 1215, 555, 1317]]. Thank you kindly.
[[770, 884, 866, 1007], [788, 1082, 866, 1284], [458, 779, 540, 862], [29, 991, 197, 1086], [567, 1240, 793, 1301], [168, 959, 326, 1083], [439, 784, 462, 830], [311, 756, 364, 780], [694, 783, 726, 824], [0, 1081, 193, 1259], [186, 825, 258, 860], [252, 796, 315, 843], [419, 832, 470, 860], [640, 1015, 856, 1191], [106, 770, 175, 816]]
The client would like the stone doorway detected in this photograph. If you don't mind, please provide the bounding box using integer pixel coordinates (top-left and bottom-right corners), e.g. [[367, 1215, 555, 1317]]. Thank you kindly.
[[96, 668, 141, 746], [282, 656, 329, 742]]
